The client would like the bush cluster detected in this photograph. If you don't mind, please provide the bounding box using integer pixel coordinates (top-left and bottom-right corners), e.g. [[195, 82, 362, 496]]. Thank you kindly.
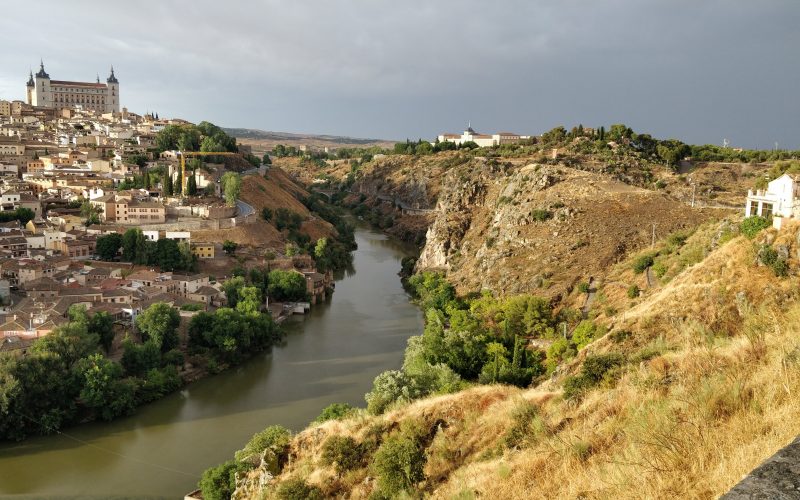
[[563, 353, 625, 400]]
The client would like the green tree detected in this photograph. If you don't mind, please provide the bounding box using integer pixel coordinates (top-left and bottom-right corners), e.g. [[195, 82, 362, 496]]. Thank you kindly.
[[371, 431, 426, 495], [89, 311, 116, 352], [95, 233, 122, 260], [174, 169, 182, 195], [267, 270, 307, 302], [365, 370, 422, 414], [186, 170, 197, 196], [235, 286, 262, 317], [80, 201, 101, 225], [221, 276, 246, 308], [153, 238, 183, 271], [14, 208, 35, 225], [198, 460, 248, 500], [479, 342, 510, 384], [221, 172, 241, 207], [162, 170, 173, 196], [313, 402, 355, 423], [122, 228, 147, 264], [121, 339, 161, 377], [222, 240, 238, 255], [135, 303, 180, 352], [74, 353, 134, 421]]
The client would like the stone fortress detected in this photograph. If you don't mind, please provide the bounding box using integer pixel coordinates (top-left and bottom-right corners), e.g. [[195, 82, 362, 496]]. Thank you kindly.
[[26, 60, 120, 114]]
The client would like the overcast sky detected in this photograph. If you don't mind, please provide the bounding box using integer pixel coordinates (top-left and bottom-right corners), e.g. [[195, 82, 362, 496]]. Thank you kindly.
[[1, 0, 798, 148]]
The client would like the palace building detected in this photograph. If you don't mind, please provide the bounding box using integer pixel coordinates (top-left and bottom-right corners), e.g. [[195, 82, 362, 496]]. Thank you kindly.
[[25, 61, 120, 114]]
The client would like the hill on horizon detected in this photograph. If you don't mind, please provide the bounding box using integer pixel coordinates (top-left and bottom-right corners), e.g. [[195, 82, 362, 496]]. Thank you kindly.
[[223, 127, 396, 153]]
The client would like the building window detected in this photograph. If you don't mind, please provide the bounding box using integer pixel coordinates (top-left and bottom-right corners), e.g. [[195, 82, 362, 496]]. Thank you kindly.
[[762, 203, 773, 218]]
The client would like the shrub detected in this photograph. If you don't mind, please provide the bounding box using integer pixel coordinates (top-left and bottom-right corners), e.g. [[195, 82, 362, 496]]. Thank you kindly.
[[740, 216, 770, 238], [531, 209, 552, 222], [572, 320, 604, 349], [275, 477, 324, 500], [365, 370, 422, 415], [652, 261, 668, 278], [772, 258, 789, 277], [564, 353, 625, 400], [632, 254, 655, 274], [503, 400, 546, 449], [627, 284, 640, 299], [235, 425, 292, 467], [321, 435, 364, 475], [313, 402, 355, 424], [371, 432, 426, 496], [198, 460, 248, 500], [758, 244, 778, 266], [577, 282, 590, 293]]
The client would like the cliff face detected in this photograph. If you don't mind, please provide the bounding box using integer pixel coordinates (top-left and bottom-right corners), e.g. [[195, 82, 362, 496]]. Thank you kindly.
[[416, 161, 721, 297]]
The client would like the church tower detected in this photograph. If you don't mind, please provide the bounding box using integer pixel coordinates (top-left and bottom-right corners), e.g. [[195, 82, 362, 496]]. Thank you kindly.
[[32, 60, 52, 107], [106, 66, 120, 113], [26, 71, 34, 105]]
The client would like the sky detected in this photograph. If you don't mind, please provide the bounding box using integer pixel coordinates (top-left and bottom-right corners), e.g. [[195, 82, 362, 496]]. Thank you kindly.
[[1, 0, 798, 148]]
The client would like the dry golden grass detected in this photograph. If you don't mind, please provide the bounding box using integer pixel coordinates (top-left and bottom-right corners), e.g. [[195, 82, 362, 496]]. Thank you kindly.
[[237, 223, 800, 500]]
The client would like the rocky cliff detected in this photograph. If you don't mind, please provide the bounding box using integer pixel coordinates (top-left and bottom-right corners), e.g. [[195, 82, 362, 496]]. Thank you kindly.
[[416, 160, 722, 298]]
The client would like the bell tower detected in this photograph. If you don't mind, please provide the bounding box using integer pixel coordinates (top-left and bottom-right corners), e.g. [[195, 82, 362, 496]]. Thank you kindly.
[[106, 66, 120, 113]]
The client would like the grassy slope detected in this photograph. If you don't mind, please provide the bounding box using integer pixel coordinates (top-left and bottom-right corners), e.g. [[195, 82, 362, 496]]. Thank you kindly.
[[236, 220, 800, 499]]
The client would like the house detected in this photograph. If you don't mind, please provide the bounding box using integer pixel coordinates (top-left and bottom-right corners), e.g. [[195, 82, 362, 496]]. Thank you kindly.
[[186, 285, 220, 307], [191, 242, 214, 259], [171, 274, 210, 296], [437, 125, 532, 148], [57, 236, 96, 259], [745, 174, 800, 219], [303, 271, 329, 305]]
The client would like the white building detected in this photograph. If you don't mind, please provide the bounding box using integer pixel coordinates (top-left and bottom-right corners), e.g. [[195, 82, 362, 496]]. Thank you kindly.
[[26, 61, 120, 114], [745, 174, 800, 219], [437, 125, 531, 148]]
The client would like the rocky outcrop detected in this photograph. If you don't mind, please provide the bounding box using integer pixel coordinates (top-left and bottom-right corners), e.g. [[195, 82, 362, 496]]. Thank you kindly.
[[722, 436, 800, 499], [416, 162, 721, 297]]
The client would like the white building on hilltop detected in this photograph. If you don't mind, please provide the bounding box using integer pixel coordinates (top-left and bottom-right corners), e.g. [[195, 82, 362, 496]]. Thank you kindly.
[[26, 61, 120, 114], [745, 174, 800, 219], [437, 125, 531, 148]]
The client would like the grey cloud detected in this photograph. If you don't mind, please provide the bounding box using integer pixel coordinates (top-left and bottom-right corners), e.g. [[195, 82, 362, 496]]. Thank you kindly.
[[0, 0, 797, 147]]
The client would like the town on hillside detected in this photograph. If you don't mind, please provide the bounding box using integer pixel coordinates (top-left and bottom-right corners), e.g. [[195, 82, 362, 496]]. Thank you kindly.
[[0, 62, 335, 357]]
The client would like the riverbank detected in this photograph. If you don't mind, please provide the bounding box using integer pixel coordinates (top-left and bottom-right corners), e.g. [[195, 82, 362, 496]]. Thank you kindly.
[[0, 224, 423, 498]]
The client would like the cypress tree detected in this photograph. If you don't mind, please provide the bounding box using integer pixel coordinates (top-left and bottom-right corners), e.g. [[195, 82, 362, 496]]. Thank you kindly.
[[163, 171, 173, 196], [187, 171, 197, 196]]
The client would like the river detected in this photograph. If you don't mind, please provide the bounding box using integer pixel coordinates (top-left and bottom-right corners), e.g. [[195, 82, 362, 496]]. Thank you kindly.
[[0, 224, 423, 498]]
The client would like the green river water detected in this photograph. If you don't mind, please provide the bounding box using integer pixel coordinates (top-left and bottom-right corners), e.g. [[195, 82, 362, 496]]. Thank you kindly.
[[0, 224, 423, 498]]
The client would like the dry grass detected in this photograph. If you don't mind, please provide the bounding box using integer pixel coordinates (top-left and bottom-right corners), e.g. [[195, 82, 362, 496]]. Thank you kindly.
[[237, 224, 800, 500]]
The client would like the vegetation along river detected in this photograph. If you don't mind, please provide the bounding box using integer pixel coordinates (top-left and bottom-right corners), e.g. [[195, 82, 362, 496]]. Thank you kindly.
[[0, 223, 423, 498]]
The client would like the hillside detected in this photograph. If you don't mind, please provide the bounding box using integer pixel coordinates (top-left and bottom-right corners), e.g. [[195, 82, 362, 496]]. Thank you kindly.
[[224, 128, 394, 156], [232, 219, 800, 499], [192, 166, 334, 249], [277, 148, 762, 297]]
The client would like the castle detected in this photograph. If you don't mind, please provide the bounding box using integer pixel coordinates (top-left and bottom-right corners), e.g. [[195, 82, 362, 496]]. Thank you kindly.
[[25, 61, 120, 114]]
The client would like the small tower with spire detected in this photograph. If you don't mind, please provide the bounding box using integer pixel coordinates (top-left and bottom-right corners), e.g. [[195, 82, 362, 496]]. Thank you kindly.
[[26, 70, 35, 105], [31, 60, 52, 107], [106, 65, 120, 113]]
